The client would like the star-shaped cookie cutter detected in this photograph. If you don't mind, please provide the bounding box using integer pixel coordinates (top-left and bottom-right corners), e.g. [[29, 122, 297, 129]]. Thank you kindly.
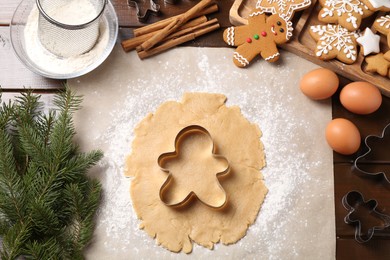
[[128, 0, 161, 23], [354, 123, 390, 183], [342, 191, 390, 243], [157, 125, 230, 209]]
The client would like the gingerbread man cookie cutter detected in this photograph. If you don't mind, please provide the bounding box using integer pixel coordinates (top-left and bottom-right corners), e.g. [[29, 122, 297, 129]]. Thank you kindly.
[[342, 191, 390, 243], [354, 123, 390, 183], [157, 125, 230, 209]]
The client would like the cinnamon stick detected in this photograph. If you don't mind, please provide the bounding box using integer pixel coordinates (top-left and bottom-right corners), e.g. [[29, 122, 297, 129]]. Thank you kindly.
[[135, 18, 218, 53], [167, 18, 218, 41], [139, 0, 215, 52], [137, 21, 220, 60], [121, 16, 208, 52], [133, 3, 218, 37]]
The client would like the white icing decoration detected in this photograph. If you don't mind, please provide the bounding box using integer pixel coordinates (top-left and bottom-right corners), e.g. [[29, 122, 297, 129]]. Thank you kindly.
[[256, 0, 312, 20], [310, 24, 358, 61], [265, 52, 280, 60], [227, 27, 235, 46], [233, 52, 249, 66], [356, 28, 381, 56], [377, 15, 390, 29], [320, 0, 369, 28], [249, 10, 266, 17], [286, 20, 293, 40]]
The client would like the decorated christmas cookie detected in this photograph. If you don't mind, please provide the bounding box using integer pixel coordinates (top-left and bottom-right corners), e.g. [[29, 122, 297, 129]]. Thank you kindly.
[[365, 53, 390, 77], [357, 28, 381, 56], [361, 0, 390, 11], [255, 0, 312, 21], [318, 0, 373, 32], [223, 11, 293, 67], [373, 15, 390, 47], [310, 24, 359, 64]]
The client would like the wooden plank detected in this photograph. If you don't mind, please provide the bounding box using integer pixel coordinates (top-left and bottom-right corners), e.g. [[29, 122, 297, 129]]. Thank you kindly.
[[337, 238, 390, 259], [0, 27, 63, 90], [0, 0, 19, 25], [112, 0, 234, 28]]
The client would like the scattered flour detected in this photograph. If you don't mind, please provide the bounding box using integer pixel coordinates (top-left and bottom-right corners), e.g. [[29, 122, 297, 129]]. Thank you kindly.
[[44, 0, 97, 25], [72, 48, 334, 259]]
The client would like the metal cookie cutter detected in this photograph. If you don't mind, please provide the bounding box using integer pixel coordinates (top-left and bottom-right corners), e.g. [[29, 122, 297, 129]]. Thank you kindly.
[[354, 123, 390, 183], [157, 125, 230, 209], [128, 0, 161, 23], [342, 191, 390, 243]]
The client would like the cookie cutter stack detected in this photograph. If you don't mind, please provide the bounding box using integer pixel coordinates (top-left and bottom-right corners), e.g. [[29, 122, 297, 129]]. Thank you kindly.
[[127, 0, 160, 23], [343, 123, 390, 243], [36, 0, 107, 57], [157, 125, 230, 209], [127, 0, 179, 23]]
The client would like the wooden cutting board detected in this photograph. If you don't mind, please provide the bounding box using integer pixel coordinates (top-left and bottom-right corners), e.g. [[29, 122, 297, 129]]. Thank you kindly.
[[229, 0, 390, 97]]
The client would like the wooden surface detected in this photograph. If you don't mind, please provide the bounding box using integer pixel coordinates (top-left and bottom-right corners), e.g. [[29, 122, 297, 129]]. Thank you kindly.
[[229, 0, 390, 97], [1, 0, 390, 259]]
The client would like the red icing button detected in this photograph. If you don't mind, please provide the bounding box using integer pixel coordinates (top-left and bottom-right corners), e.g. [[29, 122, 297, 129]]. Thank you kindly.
[[261, 31, 267, 37], [246, 38, 252, 43]]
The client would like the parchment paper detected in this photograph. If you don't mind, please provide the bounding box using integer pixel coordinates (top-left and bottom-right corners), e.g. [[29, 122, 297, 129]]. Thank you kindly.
[[69, 45, 335, 259]]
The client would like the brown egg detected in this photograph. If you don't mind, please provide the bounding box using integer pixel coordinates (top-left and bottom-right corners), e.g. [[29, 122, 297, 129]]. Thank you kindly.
[[300, 68, 339, 100], [325, 118, 361, 155], [340, 82, 382, 115]]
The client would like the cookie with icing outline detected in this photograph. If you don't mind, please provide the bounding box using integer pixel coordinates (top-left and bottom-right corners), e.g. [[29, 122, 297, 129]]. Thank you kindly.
[[373, 14, 390, 48], [361, 0, 390, 11], [223, 11, 293, 67], [255, 0, 312, 21], [318, 0, 373, 32], [310, 24, 359, 64]]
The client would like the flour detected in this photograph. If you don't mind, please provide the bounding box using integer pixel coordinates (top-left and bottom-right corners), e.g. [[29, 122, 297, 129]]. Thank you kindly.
[[24, 4, 109, 75], [44, 0, 97, 25]]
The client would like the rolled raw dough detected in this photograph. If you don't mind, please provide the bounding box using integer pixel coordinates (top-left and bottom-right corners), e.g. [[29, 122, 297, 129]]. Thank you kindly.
[[125, 92, 267, 253]]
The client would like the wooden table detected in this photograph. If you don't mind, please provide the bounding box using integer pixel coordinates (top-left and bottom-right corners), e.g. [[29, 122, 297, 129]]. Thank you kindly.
[[1, 1, 390, 259]]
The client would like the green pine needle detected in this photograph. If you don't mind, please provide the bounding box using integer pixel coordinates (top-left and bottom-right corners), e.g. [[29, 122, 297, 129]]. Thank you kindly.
[[0, 88, 103, 259]]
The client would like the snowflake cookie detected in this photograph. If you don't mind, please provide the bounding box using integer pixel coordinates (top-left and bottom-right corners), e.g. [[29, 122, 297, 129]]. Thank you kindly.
[[373, 15, 390, 48], [256, 0, 312, 21], [310, 24, 359, 64], [223, 11, 293, 67], [318, 0, 373, 31]]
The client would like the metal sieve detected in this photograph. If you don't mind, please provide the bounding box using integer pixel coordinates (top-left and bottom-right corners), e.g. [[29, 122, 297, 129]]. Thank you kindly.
[[36, 0, 107, 58]]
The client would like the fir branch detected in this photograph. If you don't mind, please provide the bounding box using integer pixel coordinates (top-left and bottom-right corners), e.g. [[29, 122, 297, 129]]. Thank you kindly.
[[0, 87, 103, 259]]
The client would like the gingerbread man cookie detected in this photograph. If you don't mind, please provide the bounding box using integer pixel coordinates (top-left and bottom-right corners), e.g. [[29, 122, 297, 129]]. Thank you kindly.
[[318, 0, 373, 32], [223, 11, 293, 67], [310, 24, 359, 64], [256, 0, 312, 21], [374, 14, 390, 49]]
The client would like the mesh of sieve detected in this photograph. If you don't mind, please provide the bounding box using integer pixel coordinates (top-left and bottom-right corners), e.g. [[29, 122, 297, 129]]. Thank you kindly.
[[36, 0, 107, 58]]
